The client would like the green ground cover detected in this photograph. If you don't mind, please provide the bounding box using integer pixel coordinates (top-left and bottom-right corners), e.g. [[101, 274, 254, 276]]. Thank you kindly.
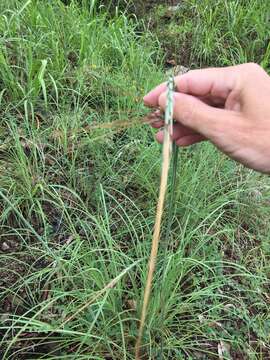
[[0, 0, 269, 358]]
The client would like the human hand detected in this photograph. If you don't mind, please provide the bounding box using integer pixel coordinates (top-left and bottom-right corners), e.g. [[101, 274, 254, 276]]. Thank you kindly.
[[144, 63, 270, 174]]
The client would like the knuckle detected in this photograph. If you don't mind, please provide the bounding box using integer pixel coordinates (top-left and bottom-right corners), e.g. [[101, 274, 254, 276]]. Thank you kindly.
[[247, 62, 261, 69], [180, 104, 197, 127], [236, 63, 264, 87], [186, 69, 196, 76], [244, 62, 263, 74]]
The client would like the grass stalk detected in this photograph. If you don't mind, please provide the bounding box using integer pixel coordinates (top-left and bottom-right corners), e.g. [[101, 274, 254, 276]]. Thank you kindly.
[[135, 75, 174, 359], [158, 141, 179, 359]]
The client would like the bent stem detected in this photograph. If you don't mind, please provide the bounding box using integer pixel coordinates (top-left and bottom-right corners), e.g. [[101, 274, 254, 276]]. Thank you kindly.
[[135, 76, 174, 359]]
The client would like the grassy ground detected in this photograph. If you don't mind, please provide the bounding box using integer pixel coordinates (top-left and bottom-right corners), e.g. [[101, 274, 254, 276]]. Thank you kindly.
[[145, 0, 270, 68], [0, 0, 270, 359]]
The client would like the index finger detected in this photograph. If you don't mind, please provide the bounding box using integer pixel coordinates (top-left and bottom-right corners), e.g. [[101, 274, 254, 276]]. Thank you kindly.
[[143, 82, 167, 107], [143, 66, 237, 108]]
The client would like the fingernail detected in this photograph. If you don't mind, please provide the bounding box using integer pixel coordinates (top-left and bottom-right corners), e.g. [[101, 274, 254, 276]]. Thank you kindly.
[[143, 91, 156, 106], [143, 94, 151, 104]]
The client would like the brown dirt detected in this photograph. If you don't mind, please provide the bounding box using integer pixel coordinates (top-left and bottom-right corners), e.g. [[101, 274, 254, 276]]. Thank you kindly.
[[101, 1, 179, 17]]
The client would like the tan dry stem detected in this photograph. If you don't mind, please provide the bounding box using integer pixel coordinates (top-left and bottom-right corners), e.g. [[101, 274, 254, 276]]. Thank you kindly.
[[135, 122, 172, 359]]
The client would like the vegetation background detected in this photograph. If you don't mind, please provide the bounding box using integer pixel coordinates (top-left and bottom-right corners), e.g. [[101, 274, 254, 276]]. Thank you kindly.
[[0, 0, 269, 359]]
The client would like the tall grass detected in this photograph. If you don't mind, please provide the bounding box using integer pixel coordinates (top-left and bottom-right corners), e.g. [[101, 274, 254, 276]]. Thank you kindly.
[[0, 1, 270, 359], [150, 0, 270, 69]]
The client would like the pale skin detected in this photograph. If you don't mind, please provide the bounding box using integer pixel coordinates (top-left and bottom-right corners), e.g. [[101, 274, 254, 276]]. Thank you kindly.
[[144, 63, 270, 174]]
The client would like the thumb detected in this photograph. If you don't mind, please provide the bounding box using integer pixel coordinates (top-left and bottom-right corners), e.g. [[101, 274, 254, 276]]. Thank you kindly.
[[158, 91, 235, 140]]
